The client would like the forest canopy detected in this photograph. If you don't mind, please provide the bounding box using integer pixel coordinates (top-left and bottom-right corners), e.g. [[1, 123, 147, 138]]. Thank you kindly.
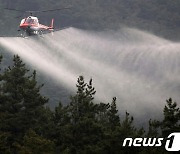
[[0, 55, 179, 153]]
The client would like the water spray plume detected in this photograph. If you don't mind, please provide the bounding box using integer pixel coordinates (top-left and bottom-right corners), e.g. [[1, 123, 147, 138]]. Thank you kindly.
[[0, 27, 180, 120]]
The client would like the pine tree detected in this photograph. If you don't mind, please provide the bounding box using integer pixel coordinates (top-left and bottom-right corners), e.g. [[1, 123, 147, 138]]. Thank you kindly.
[[53, 102, 71, 151], [96, 102, 110, 126], [0, 55, 2, 67], [57, 76, 104, 153], [149, 98, 180, 138], [147, 119, 160, 137], [118, 112, 144, 154], [107, 97, 120, 130], [0, 55, 49, 153], [16, 129, 55, 154], [69, 76, 97, 122], [0, 131, 12, 154], [100, 97, 121, 154], [161, 98, 180, 137]]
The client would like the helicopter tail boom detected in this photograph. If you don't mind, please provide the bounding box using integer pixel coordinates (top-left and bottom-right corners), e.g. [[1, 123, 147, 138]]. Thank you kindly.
[[49, 19, 54, 30]]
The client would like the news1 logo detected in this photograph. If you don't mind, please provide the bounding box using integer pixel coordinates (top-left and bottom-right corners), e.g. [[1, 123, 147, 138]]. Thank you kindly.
[[123, 132, 180, 152], [165, 133, 180, 151]]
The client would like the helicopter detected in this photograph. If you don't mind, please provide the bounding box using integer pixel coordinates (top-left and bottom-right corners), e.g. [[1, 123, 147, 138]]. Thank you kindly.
[[18, 15, 54, 37], [4, 7, 71, 37]]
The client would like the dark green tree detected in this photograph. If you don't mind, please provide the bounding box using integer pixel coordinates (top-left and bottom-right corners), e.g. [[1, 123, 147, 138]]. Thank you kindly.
[[161, 98, 180, 137], [118, 112, 144, 154], [69, 76, 97, 121], [147, 119, 160, 138], [107, 97, 120, 130], [149, 98, 180, 138], [53, 102, 71, 152], [0, 55, 2, 63], [16, 129, 55, 154], [0, 55, 50, 153], [54, 76, 104, 153], [144, 98, 180, 154], [96, 102, 110, 126], [100, 97, 121, 154]]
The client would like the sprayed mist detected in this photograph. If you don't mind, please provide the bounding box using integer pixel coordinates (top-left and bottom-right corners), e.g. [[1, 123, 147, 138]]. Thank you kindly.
[[0, 27, 180, 120]]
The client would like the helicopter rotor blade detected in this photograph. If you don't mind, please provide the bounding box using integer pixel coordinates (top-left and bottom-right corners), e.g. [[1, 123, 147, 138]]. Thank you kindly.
[[4, 7, 72, 13], [15, 15, 23, 19], [4, 8, 25, 12], [39, 7, 72, 12]]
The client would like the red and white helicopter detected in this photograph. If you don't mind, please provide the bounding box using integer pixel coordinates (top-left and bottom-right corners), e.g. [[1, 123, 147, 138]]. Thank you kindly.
[[19, 15, 54, 36], [4, 7, 71, 37]]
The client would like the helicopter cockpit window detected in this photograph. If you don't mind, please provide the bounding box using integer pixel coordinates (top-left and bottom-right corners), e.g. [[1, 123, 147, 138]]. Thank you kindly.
[[20, 19, 25, 24], [26, 18, 38, 24]]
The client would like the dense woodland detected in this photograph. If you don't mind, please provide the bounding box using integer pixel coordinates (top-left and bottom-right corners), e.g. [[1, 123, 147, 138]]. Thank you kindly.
[[0, 55, 180, 153], [0, 0, 180, 40]]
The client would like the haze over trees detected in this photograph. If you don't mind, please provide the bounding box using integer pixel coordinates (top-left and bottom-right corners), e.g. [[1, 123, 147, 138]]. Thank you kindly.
[[0, 55, 179, 153]]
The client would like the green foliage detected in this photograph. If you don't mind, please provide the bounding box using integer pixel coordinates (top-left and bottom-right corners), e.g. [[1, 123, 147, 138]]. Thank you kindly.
[[0, 55, 49, 153], [149, 98, 180, 138], [0, 54, 180, 153], [0, 131, 11, 154], [0, 55, 2, 63], [54, 76, 104, 153], [17, 129, 55, 154], [162, 98, 180, 136], [107, 97, 120, 130], [146, 98, 180, 154], [147, 119, 160, 137], [159, 98, 180, 137], [69, 76, 96, 120]]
